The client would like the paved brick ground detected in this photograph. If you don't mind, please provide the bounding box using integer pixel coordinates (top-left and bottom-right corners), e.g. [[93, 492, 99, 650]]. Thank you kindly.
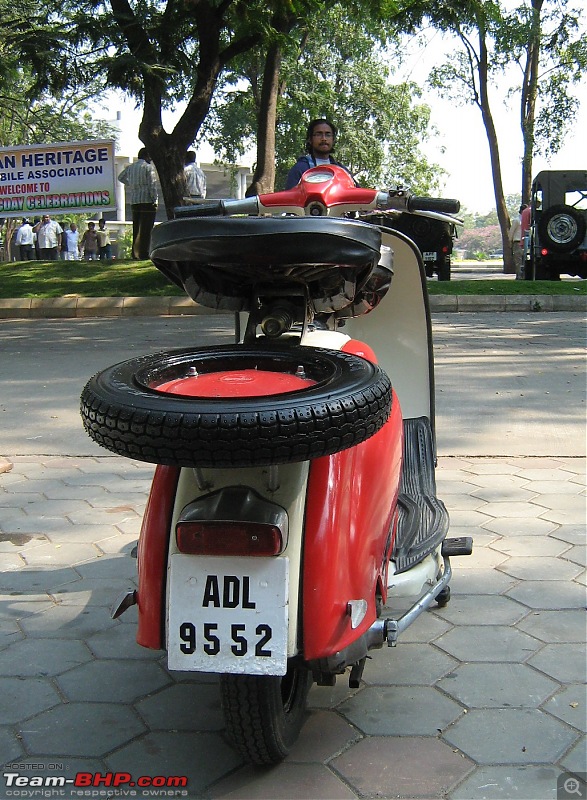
[[0, 453, 584, 799]]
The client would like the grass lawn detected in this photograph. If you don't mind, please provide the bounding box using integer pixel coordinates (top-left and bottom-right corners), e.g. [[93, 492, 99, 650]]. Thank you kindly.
[[427, 279, 586, 296], [0, 258, 584, 299], [0, 259, 183, 299]]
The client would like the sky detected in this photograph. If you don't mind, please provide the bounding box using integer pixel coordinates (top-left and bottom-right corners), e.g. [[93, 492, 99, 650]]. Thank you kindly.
[[104, 31, 586, 215]]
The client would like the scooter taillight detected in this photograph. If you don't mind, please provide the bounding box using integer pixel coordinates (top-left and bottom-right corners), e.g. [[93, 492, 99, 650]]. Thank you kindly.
[[176, 521, 283, 556], [175, 486, 288, 556]]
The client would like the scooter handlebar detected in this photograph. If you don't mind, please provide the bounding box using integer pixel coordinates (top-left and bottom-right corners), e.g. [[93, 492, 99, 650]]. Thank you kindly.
[[174, 197, 260, 217], [174, 201, 225, 217], [172, 188, 460, 218], [407, 196, 461, 214]]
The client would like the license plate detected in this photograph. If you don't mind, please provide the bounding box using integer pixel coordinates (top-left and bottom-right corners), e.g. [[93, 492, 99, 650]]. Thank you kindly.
[[423, 251, 436, 261], [167, 555, 289, 675]]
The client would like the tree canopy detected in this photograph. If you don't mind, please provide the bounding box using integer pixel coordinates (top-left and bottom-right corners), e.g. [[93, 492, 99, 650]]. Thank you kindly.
[[0, 1, 115, 147], [410, 0, 586, 269], [2, 0, 445, 214], [58, 0, 347, 215], [1, 0, 584, 232], [0, 70, 115, 148], [206, 7, 443, 193]]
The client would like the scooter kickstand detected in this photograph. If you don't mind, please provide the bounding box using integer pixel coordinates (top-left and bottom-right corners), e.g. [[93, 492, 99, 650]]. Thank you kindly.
[[111, 589, 137, 619], [349, 657, 367, 688]]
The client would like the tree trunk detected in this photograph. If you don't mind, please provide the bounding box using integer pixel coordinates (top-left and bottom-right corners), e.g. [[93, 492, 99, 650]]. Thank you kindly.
[[246, 42, 282, 196], [520, 0, 543, 204], [137, 28, 223, 218], [474, 20, 513, 273], [3, 219, 17, 262], [139, 74, 217, 218]]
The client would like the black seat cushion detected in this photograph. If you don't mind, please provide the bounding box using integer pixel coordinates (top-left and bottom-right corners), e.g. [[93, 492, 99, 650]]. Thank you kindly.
[[149, 216, 383, 311]]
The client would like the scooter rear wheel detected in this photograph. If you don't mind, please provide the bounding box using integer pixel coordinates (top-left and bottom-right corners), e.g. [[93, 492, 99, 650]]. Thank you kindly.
[[220, 662, 312, 764], [80, 344, 392, 468]]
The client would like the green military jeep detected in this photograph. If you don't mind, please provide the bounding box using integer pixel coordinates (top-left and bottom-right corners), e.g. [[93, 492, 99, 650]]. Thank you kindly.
[[525, 170, 587, 280], [366, 212, 458, 281]]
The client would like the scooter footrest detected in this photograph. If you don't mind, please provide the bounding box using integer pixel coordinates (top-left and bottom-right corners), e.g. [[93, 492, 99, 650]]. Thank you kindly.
[[393, 417, 449, 573], [400, 417, 438, 496], [442, 536, 473, 557], [395, 493, 449, 572]]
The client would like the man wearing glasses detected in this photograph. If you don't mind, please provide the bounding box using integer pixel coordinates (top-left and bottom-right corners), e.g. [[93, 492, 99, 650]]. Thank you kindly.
[[285, 118, 355, 189]]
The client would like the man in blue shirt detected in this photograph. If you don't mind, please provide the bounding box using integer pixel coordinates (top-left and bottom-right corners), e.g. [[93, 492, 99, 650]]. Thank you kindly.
[[285, 118, 355, 190]]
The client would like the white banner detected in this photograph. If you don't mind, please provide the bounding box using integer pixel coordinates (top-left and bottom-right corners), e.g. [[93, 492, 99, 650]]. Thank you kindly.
[[0, 139, 117, 218]]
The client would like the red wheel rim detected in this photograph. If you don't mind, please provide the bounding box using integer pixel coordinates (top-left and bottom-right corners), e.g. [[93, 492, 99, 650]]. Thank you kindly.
[[156, 368, 317, 398]]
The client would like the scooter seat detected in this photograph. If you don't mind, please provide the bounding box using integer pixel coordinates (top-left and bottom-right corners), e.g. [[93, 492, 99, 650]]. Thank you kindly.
[[149, 216, 383, 312]]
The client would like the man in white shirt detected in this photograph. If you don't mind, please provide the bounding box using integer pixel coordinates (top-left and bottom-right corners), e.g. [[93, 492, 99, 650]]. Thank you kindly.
[[184, 151, 206, 200], [33, 214, 63, 260], [63, 222, 80, 260], [96, 219, 113, 260], [118, 148, 158, 259], [15, 218, 35, 260]]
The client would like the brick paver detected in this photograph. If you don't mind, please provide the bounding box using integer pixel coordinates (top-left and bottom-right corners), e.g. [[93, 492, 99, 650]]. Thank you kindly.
[[0, 454, 585, 798]]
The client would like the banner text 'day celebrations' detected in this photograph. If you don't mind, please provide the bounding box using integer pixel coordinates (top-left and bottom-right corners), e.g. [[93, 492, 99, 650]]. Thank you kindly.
[[0, 140, 116, 217]]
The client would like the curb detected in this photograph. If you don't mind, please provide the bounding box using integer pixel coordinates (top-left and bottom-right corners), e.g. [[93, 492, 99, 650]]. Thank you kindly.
[[0, 294, 584, 319], [428, 294, 586, 313], [0, 296, 216, 319]]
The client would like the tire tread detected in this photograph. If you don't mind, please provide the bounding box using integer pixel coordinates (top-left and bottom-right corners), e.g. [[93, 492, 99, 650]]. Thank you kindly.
[[80, 347, 392, 468], [220, 668, 312, 764]]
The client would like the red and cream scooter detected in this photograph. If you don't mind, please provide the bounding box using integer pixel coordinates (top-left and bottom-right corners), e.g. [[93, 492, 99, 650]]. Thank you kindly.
[[81, 166, 471, 764]]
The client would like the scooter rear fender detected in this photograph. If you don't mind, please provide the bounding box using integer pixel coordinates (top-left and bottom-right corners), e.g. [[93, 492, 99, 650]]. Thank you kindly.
[[135, 333, 405, 659], [136, 464, 180, 649], [302, 388, 403, 661]]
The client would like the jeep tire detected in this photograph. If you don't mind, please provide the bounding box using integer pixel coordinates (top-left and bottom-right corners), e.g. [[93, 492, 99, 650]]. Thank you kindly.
[[538, 205, 586, 253]]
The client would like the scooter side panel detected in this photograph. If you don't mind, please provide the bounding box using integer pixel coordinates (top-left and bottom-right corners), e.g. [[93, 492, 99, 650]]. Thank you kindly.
[[136, 464, 180, 649], [302, 389, 403, 661], [344, 232, 434, 426]]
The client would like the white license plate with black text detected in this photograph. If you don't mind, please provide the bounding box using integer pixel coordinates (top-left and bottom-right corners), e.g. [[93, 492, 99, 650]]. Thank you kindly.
[[167, 555, 289, 675], [423, 251, 436, 261]]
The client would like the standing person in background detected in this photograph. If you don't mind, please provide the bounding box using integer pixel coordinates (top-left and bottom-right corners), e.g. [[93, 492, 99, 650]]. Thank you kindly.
[[33, 214, 63, 260], [508, 204, 527, 279], [117, 148, 158, 259], [15, 218, 35, 260], [32, 218, 41, 259], [184, 150, 206, 200], [80, 221, 99, 261], [10, 227, 19, 261], [285, 119, 355, 190], [96, 218, 113, 260], [63, 222, 80, 260], [520, 203, 532, 272]]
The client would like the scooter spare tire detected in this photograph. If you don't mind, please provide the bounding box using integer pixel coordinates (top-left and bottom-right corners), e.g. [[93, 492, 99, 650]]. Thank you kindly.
[[80, 344, 392, 468]]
